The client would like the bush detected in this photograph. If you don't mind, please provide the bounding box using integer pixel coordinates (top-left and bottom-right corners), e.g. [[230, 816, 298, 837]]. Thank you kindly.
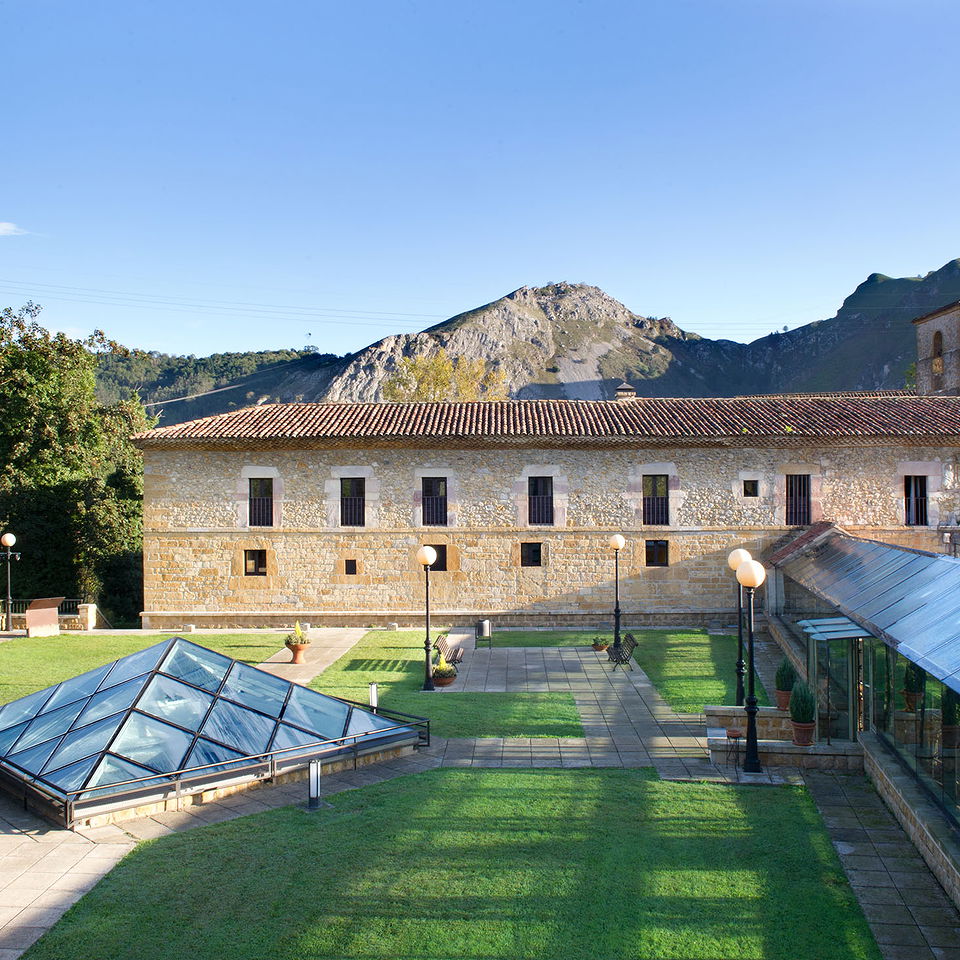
[[775, 658, 797, 692], [789, 681, 816, 724], [285, 621, 310, 646], [433, 654, 456, 679], [904, 662, 925, 694]]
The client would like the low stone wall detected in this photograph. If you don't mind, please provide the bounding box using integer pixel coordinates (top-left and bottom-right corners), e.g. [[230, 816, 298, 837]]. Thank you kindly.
[[766, 616, 808, 681], [707, 735, 863, 771], [862, 732, 960, 911], [704, 705, 793, 740]]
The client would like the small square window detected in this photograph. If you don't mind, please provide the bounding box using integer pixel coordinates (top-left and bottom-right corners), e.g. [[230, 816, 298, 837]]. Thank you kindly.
[[645, 540, 668, 567], [743, 479, 759, 498], [244, 549, 267, 576], [426, 544, 447, 572], [344, 559, 357, 576], [520, 542, 542, 567]]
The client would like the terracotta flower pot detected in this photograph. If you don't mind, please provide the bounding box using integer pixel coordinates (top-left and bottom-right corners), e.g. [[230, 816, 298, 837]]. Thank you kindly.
[[433, 674, 455, 687], [791, 720, 816, 746], [592, 643, 609, 651], [286, 642, 308, 665], [902, 690, 920, 712], [775, 689, 792, 712]]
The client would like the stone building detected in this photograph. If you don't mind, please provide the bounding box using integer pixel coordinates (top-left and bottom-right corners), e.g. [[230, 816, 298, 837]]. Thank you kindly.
[[915, 300, 960, 396], [133, 393, 960, 630]]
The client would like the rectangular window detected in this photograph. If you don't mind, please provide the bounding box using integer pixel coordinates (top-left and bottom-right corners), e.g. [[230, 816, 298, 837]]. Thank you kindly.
[[248, 478, 273, 527], [743, 479, 759, 498], [244, 549, 267, 576], [422, 477, 448, 526], [520, 542, 542, 567], [344, 558, 357, 575], [785, 474, 811, 525], [528, 476, 554, 525], [426, 544, 447, 571], [645, 540, 668, 567], [905, 475, 928, 526], [340, 478, 366, 527], [642, 474, 669, 525]]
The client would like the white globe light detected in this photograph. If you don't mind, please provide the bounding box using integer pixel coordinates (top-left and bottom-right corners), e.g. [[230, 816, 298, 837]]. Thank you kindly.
[[727, 547, 751, 571], [736, 559, 767, 589], [0, 533, 15, 548], [609, 534, 626, 551], [416, 545, 438, 567]]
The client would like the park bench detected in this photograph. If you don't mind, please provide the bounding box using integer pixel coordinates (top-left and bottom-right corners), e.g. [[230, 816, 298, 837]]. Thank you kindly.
[[607, 633, 637, 671], [434, 634, 464, 670]]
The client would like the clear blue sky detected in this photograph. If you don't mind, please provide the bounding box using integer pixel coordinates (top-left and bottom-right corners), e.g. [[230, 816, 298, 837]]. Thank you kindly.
[[3, 0, 958, 357]]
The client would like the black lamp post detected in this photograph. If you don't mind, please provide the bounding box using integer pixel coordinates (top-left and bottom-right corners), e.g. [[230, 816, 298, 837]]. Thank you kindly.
[[727, 548, 751, 707], [1, 533, 20, 633], [736, 557, 767, 774], [416, 545, 437, 691], [609, 534, 625, 655]]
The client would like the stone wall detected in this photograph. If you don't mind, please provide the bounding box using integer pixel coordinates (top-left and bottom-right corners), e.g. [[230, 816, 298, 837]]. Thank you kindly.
[[142, 442, 958, 625]]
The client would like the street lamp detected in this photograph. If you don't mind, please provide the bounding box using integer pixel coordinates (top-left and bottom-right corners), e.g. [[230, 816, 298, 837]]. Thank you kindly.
[[416, 545, 438, 691], [727, 548, 752, 707], [736, 557, 767, 774], [609, 534, 625, 656], [1, 533, 20, 633]]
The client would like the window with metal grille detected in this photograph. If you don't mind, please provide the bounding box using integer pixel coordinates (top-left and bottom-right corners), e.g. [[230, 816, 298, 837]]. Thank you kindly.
[[520, 542, 542, 567], [422, 477, 448, 526], [340, 478, 365, 527], [645, 540, 668, 567], [528, 476, 554, 525], [344, 558, 357, 575], [248, 478, 273, 527], [244, 549, 267, 576], [786, 474, 811, 525], [743, 479, 759, 498], [642, 474, 669, 525], [904, 475, 928, 526], [425, 544, 447, 571]]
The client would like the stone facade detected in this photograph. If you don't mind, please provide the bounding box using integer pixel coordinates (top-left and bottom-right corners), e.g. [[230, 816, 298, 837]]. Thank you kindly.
[[916, 302, 960, 396], [141, 441, 960, 628]]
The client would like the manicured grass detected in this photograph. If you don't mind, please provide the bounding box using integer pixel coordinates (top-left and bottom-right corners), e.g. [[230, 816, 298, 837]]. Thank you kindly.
[[311, 629, 582, 738], [492, 629, 769, 713], [0, 633, 288, 705], [24, 769, 880, 960]]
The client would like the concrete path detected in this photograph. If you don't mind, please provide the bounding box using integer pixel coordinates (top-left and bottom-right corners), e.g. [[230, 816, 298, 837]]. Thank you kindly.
[[256, 626, 366, 684]]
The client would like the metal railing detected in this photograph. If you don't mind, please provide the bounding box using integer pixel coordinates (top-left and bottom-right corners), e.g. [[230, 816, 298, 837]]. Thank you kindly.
[[340, 496, 366, 526], [248, 496, 274, 527], [906, 496, 929, 526], [642, 495, 669, 525], [528, 495, 554, 525], [8, 599, 82, 616], [422, 496, 448, 526]]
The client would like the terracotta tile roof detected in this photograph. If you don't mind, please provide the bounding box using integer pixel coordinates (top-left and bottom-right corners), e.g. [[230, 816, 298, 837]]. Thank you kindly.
[[766, 523, 839, 566], [131, 394, 960, 449]]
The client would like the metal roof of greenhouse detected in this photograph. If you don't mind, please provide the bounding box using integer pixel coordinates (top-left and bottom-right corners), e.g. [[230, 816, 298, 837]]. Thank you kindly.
[[0, 638, 424, 826], [775, 532, 960, 693]]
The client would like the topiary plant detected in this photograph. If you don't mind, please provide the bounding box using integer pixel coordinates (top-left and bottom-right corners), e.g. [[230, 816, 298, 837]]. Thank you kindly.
[[789, 681, 816, 724], [775, 658, 798, 692], [433, 654, 456, 679]]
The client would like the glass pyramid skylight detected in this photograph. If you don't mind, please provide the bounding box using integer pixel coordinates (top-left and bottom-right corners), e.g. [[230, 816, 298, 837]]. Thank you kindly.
[[0, 638, 423, 826]]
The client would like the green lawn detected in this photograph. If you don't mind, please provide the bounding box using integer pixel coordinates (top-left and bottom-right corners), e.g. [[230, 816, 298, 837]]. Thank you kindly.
[[311, 629, 582, 739], [24, 768, 880, 960], [0, 633, 288, 705], [492, 629, 769, 713]]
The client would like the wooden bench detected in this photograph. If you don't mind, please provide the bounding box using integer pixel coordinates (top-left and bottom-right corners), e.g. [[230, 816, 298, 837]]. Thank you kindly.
[[607, 633, 637, 671], [434, 634, 465, 669]]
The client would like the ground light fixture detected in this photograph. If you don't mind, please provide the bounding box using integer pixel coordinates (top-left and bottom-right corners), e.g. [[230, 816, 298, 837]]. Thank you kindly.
[[735, 557, 766, 773], [1, 533, 20, 633], [726, 547, 752, 706], [369, 682, 379, 711], [609, 534, 626, 657], [416, 545, 438, 691]]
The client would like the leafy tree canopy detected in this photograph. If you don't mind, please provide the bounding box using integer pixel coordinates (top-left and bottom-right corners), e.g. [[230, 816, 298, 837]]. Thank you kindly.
[[383, 347, 508, 402]]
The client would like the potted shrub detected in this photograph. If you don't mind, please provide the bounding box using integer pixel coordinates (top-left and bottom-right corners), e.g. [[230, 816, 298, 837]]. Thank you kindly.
[[943, 688, 960, 748], [774, 658, 798, 712], [284, 621, 311, 664], [789, 681, 817, 746], [432, 654, 456, 687], [902, 662, 925, 712], [592, 637, 611, 651]]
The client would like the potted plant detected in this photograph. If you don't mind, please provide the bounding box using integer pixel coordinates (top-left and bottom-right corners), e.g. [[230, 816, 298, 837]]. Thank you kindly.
[[789, 681, 817, 746], [943, 688, 960, 748], [432, 654, 456, 687], [902, 662, 925, 712], [774, 658, 798, 712], [284, 621, 311, 664], [592, 637, 611, 651]]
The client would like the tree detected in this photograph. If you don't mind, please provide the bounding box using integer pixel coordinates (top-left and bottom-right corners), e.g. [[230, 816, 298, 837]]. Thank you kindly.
[[0, 305, 153, 623], [383, 347, 508, 402]]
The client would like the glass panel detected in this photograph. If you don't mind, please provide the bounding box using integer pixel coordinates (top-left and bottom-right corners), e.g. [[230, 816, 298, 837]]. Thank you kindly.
[[43, 755, 99, 794], [219, 663, 289, 718], [0, 689, 56, 732], [78, 675, 149, 726], [282, 686, 350, 739], [11, 701, 87, 754], [41, 714, 125, 773], [8, 737, 64, 776], [41, 664, 113, 714], [160, 640, 231, 692], [345, 707, 406, 738], [137, 675, 213, 731], [83, 755, 169, 798], [272, 723, 331, 759], [201, 699, 274, 753], [99, 641, 170, 689], [0, 720, 30, 756], [111, 713, 194, 772], [816, 636, 851, 740], [185, 739, 249, 776]]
